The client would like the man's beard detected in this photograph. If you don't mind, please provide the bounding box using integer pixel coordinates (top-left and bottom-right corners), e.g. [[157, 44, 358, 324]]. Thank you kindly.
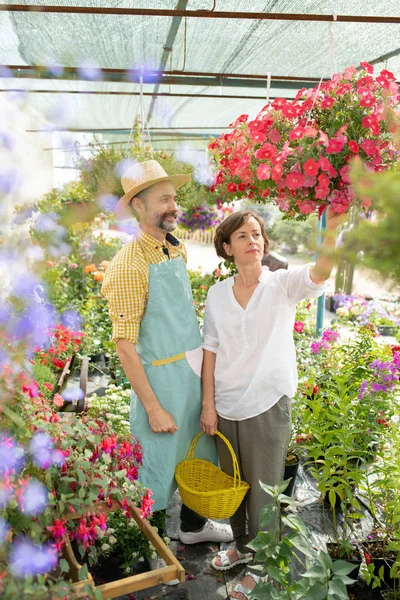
[[147, 210, 178, 233]]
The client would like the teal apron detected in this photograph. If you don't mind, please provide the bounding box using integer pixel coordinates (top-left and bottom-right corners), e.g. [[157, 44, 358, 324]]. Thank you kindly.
[[130, 246, 217, 511]]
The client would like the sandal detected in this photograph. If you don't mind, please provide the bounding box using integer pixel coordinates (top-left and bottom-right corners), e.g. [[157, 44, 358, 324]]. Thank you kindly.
[[229, 571, 268, 599], [211, 548, 253, 571]]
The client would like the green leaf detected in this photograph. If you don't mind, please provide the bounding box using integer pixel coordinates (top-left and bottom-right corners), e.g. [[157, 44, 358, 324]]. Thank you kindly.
[[332, 560, 359, 576], [307, 582, 329, 600], [59, 558, 70, 574], [329, 489, 337, 508], [78, 563, 89, 581], [328, 578, 348, 599], [301, 565, 326, 579]]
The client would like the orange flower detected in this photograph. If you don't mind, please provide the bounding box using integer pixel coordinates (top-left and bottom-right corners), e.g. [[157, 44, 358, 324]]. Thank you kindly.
[[84, 264, 97, 274], [100, 260, 110, 270], [93, 271, 104, 282]]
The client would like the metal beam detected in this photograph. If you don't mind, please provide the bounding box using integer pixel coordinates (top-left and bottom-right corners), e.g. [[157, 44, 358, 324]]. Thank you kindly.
[[26, 128, 226, 135], [0, 88, 289, 101], [3, 66, 318, 90], [1, 5, 399, 23], [147, 0, 189, 123]]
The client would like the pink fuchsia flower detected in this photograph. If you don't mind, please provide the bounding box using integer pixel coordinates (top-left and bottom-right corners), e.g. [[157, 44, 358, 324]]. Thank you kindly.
[[303, 158, 319, 177], [92, 512, 108, 531], [68, 263, 78, 269], [360, 61, 374, 74], [100, 435, 118, 454], [294, 321, 305, 333], [140, 489, 155, 519], [47, 519, 67, 539], [256, 163, 271, 180], [286, 172, 304, 190]]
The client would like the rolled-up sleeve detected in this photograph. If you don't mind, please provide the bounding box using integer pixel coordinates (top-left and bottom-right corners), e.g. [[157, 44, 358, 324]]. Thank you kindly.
[[203, 291, 219, 353], [276, 263, 328, 304], [102, 263, 146, 345]]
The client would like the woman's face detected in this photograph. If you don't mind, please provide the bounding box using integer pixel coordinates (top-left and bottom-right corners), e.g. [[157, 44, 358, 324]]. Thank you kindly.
[[223, 216, 265, 265]]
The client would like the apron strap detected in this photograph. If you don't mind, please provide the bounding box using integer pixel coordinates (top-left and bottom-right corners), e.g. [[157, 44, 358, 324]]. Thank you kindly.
[[152, 352, 186, 367]]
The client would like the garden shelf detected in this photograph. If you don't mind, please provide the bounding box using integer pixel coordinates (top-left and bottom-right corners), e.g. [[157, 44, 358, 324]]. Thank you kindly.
[[63, 501, 185, 598]]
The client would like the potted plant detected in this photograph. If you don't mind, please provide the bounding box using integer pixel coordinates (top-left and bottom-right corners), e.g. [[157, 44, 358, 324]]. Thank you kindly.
[[247, 480, 356, 599], [209, 63, 399, 220], [178, 203, 225, 232]]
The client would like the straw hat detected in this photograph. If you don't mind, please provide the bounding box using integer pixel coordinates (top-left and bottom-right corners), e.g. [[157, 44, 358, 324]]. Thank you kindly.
[[115, 160, 191, 220]]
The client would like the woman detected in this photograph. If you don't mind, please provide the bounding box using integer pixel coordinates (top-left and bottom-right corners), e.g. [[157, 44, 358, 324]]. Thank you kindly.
[[200, 209, 342, 599]]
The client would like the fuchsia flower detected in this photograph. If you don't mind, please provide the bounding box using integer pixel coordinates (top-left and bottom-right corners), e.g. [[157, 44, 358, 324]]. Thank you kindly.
[[294, 321, 305, 333], [140, 489, 155, 519], [47, 519, 67, 539]]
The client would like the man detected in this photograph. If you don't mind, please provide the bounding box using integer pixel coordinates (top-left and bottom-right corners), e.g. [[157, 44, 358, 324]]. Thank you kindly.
[[102, 160, 233, 576]]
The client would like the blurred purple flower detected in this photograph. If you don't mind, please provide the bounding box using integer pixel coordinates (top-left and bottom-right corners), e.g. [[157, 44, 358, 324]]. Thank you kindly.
[[0, 516, 10, 543], [0, 65, 12, 78], [0, 130, 13, 150], [98, 194, 118, 212], [114, 158, 137, 178], [78, 59, 102, 81], [0, 484, 14, 509], [47, 61, 64, 78], [62, 387, 84, 403], [19, 479, 49, 516], [116, 221, 140, 237], [9, 537, 58, 578], [35, 212, 59, 233], [30, 431, 54, 454], [0, 168, 20, 195], [126, 61, 159, 83], [0, 433, 25, 475], [51, 449, 66, 468], [61, 309, 83, 331]]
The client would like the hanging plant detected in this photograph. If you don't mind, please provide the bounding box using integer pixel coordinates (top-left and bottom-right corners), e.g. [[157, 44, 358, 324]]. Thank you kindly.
[[208, 63, 399, 220], [178, 203, 225, 231]]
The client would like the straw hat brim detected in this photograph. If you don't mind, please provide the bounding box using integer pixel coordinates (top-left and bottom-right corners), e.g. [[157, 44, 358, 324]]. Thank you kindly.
[[115, 173, 191, 220]]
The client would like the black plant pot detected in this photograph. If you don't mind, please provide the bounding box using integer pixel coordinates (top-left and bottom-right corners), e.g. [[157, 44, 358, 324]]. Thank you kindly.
[[377, 325, 398, 337], [283, 460, 300, 497], [363, 541, 398, 592], [327, 543, 361, 590]]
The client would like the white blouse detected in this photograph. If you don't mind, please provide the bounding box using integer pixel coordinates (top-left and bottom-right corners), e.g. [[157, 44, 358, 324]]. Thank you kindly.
[[203, 265, 326, 421]]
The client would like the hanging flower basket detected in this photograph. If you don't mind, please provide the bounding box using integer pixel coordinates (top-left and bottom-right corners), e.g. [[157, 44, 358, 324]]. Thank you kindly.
[[178, 203, 225, 231], [208, 62, 399, 219]]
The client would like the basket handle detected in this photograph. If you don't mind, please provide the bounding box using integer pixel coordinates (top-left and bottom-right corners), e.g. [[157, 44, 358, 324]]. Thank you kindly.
[[186, 430, 242, 489]]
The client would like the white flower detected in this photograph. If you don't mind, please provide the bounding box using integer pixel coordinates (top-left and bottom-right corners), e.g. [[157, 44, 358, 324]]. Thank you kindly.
[[101, 543, 110, 552], [391, 414, 400, 424], [163, 536, 171, 545], [151, 551, 157, 559], [109, 535, 117, 545], [106, 528, 115, 534]]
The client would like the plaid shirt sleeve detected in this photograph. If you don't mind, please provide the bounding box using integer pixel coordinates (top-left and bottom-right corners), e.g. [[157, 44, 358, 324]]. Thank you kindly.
[[102, 260, 147, 345]]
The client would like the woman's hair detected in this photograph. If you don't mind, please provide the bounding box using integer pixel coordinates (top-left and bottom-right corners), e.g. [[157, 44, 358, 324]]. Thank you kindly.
[[214, 210, 270, 263]]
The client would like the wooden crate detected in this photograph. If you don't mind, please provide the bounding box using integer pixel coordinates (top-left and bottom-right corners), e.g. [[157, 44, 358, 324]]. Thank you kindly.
[[64, 501, 185, 598]]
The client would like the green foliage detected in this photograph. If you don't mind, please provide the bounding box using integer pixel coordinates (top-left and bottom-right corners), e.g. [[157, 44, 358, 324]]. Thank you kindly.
[[269, 215, 317, 254], [88, 385, 131, 436], [247, 481, 354, 599], [343, 162, 400, 283]]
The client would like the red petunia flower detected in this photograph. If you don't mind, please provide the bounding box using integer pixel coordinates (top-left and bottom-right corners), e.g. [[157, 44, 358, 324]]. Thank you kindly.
[[303, 158, 319, 177]]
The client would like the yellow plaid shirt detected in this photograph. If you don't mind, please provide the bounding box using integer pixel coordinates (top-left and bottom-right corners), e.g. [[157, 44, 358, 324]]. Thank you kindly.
[[102, 230, 187, 345]]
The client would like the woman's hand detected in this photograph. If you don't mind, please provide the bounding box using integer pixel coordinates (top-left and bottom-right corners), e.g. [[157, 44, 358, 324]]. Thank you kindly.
[[200, 406, 218, 436]]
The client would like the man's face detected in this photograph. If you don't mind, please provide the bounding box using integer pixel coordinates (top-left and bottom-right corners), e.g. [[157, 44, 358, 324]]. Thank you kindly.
[[134, 181, 179, 233]]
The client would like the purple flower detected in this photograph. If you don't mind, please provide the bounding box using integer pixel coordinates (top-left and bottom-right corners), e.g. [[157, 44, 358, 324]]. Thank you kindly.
[[61, 309, 83, 331], [47, 61, 64, 78], [78, 59, 102, 81], [51, 449, 66, 468], [0, 517, 10, 543], [114, 159, 137, 178], [0, 484, 14, 509], [98, 194, 118, 212], [0, 433, 25, 475], [19, 479, 48, 516], [62, 387, 84, 403], [30, 432, 55, 469], [9, 537, 58, 578]]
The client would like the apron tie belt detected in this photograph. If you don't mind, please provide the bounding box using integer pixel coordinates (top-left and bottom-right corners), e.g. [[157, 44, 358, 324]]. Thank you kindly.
[[152, 352, 186, 367]]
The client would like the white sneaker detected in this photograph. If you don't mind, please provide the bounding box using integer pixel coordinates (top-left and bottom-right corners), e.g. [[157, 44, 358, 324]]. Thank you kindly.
[[147, 556, 180, 586], [179, 520, 234, 544]]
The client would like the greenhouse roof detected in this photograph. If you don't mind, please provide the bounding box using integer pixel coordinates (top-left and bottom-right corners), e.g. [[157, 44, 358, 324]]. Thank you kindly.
[[0, 0, 399, 145]]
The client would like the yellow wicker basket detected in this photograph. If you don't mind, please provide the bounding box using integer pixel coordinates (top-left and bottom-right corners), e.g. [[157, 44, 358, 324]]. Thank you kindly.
[[175, 431, 250, 519]]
